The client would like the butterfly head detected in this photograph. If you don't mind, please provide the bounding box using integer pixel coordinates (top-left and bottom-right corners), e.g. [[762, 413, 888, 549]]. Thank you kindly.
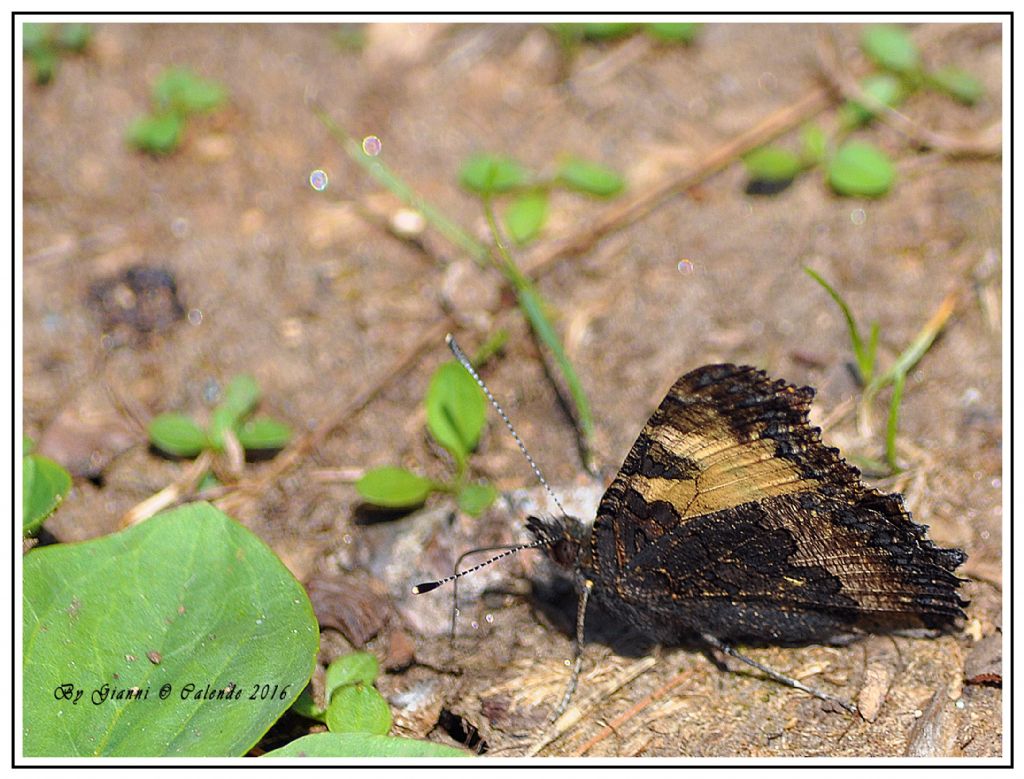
[[526, 514, 589, 571]]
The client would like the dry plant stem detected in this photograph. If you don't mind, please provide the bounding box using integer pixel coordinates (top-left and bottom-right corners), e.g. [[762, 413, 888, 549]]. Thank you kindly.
[[573, 667, 697, 756], [526, 656, 658, 756], [120, 450, 213, 528], [815, 29, 1001, 158], [521, 87, 834, 278], [214, 316, 453, 516]]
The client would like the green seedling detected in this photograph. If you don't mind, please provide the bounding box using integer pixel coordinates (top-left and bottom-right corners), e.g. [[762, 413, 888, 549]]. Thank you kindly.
[[806, 270, 954, 475], [311, 107, 597, 466], [284, 652, 471, 756], [745, 24, 984, 198], [147, 374, 292, 461], [22, 23, 91, 85], [22, 436, 72, 536], [459, 152, 625, 246], [355, 358, 497, 517], [549, 21, 701, 47], [127, 67, 228, 155]]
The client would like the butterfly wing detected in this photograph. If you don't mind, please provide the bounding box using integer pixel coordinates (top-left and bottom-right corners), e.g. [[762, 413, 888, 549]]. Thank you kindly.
[[588, 364, 966, 644]]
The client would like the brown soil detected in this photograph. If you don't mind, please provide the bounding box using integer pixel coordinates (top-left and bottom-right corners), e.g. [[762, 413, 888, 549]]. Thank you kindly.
[[23, 21, 1003, 759]]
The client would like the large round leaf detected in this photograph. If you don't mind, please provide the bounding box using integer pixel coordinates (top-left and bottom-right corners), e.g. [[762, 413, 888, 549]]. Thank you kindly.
[[264, 733, 470, 758], [23, 502, 319, 756]]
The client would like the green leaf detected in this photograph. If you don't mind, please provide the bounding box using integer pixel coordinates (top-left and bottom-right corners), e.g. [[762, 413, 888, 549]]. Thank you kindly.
[[153, 67, 227, 115], [263, 732, 470, 758], [743, 146, 803, 182], [426, 361, 487, 464], [645, 23, 700, 43], [23, 453, 72, 535], [23, 502, 319, 756], [861, 25, 920, 73], [206, 407, 236, 451], [290, 685, 326, 723], [356, 467, 436, 508], [556, 157, 625, 197], [326, 683, 392, 735], [928, 66, 984, 105], [458, 154, 529, 195], [800, 123, 828, 165], [325, 652, 379, 697], [503, 191, 549, 245], [838, 73, 907, 128], [57, 23, 91, 52], [826, 141, 896, 198], [126, 111, 185, 155], [235, 418, 292, 451], [220, 374, 261, 420], [580, 22, 637, 40], [147, 413, 209, 457], [457, 483, 498, 517]]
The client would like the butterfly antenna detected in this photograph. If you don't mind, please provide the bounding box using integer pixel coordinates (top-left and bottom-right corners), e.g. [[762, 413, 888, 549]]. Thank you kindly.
[[446, 333, 568, 518], [412, 538, 548, 594]]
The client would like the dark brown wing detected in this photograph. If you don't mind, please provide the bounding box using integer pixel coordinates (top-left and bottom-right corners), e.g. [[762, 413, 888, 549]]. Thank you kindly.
[[587, 364, 966, 643]]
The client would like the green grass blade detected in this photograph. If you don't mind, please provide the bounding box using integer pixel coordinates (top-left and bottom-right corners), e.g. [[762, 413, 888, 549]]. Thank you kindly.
[[885, 370, 906, 473], [311, 103, 488, 265], [804, 267, 868, 383]]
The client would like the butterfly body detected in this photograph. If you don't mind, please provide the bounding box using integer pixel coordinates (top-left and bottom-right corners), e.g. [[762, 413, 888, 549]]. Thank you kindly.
[[527, 363, 967, 648]]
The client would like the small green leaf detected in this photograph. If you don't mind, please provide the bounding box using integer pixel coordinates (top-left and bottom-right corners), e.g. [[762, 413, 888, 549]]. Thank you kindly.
[[326, 652, 380, 697], [458, 154, 529, 195], [24, 435, 35, 454], [235, 418, 292, 451], [838, 73, 907, 128], [928, 66, 983, 105], [556, 157, 625, 197], [645, 22, 700, 43], [126, 111, 185, 155], [148, 413, 209, 457], [207, 406, 236, 451], [743, 146, 803, 182], [580, 22, 637, 40], [826, 141, 896, 198], [457, 483, 498, 517], [290, 686, 327, 723], [23, 23, 48, 53], [153, 67, 227, 115], [23, 453, 72, 535], [220, 374, 261, 419], [326, 684, 392, 735], [29, 47, 57, 85], [800, 123, 828, 165], [426, 361, 487, 464], [504, 191, 549, 245], [861, 25, 920, 73], [263, 732, 470, 758], [356, 467, 436, 508], [57, 23, 91, 52]]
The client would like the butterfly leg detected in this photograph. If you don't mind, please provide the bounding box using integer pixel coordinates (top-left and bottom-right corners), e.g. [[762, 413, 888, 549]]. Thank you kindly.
[[549, 578, 592, 724], [700, 633, 857, 714]]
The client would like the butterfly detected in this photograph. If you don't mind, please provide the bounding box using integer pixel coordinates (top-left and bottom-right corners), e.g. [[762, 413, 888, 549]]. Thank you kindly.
[[416, 345, 968, 716]]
